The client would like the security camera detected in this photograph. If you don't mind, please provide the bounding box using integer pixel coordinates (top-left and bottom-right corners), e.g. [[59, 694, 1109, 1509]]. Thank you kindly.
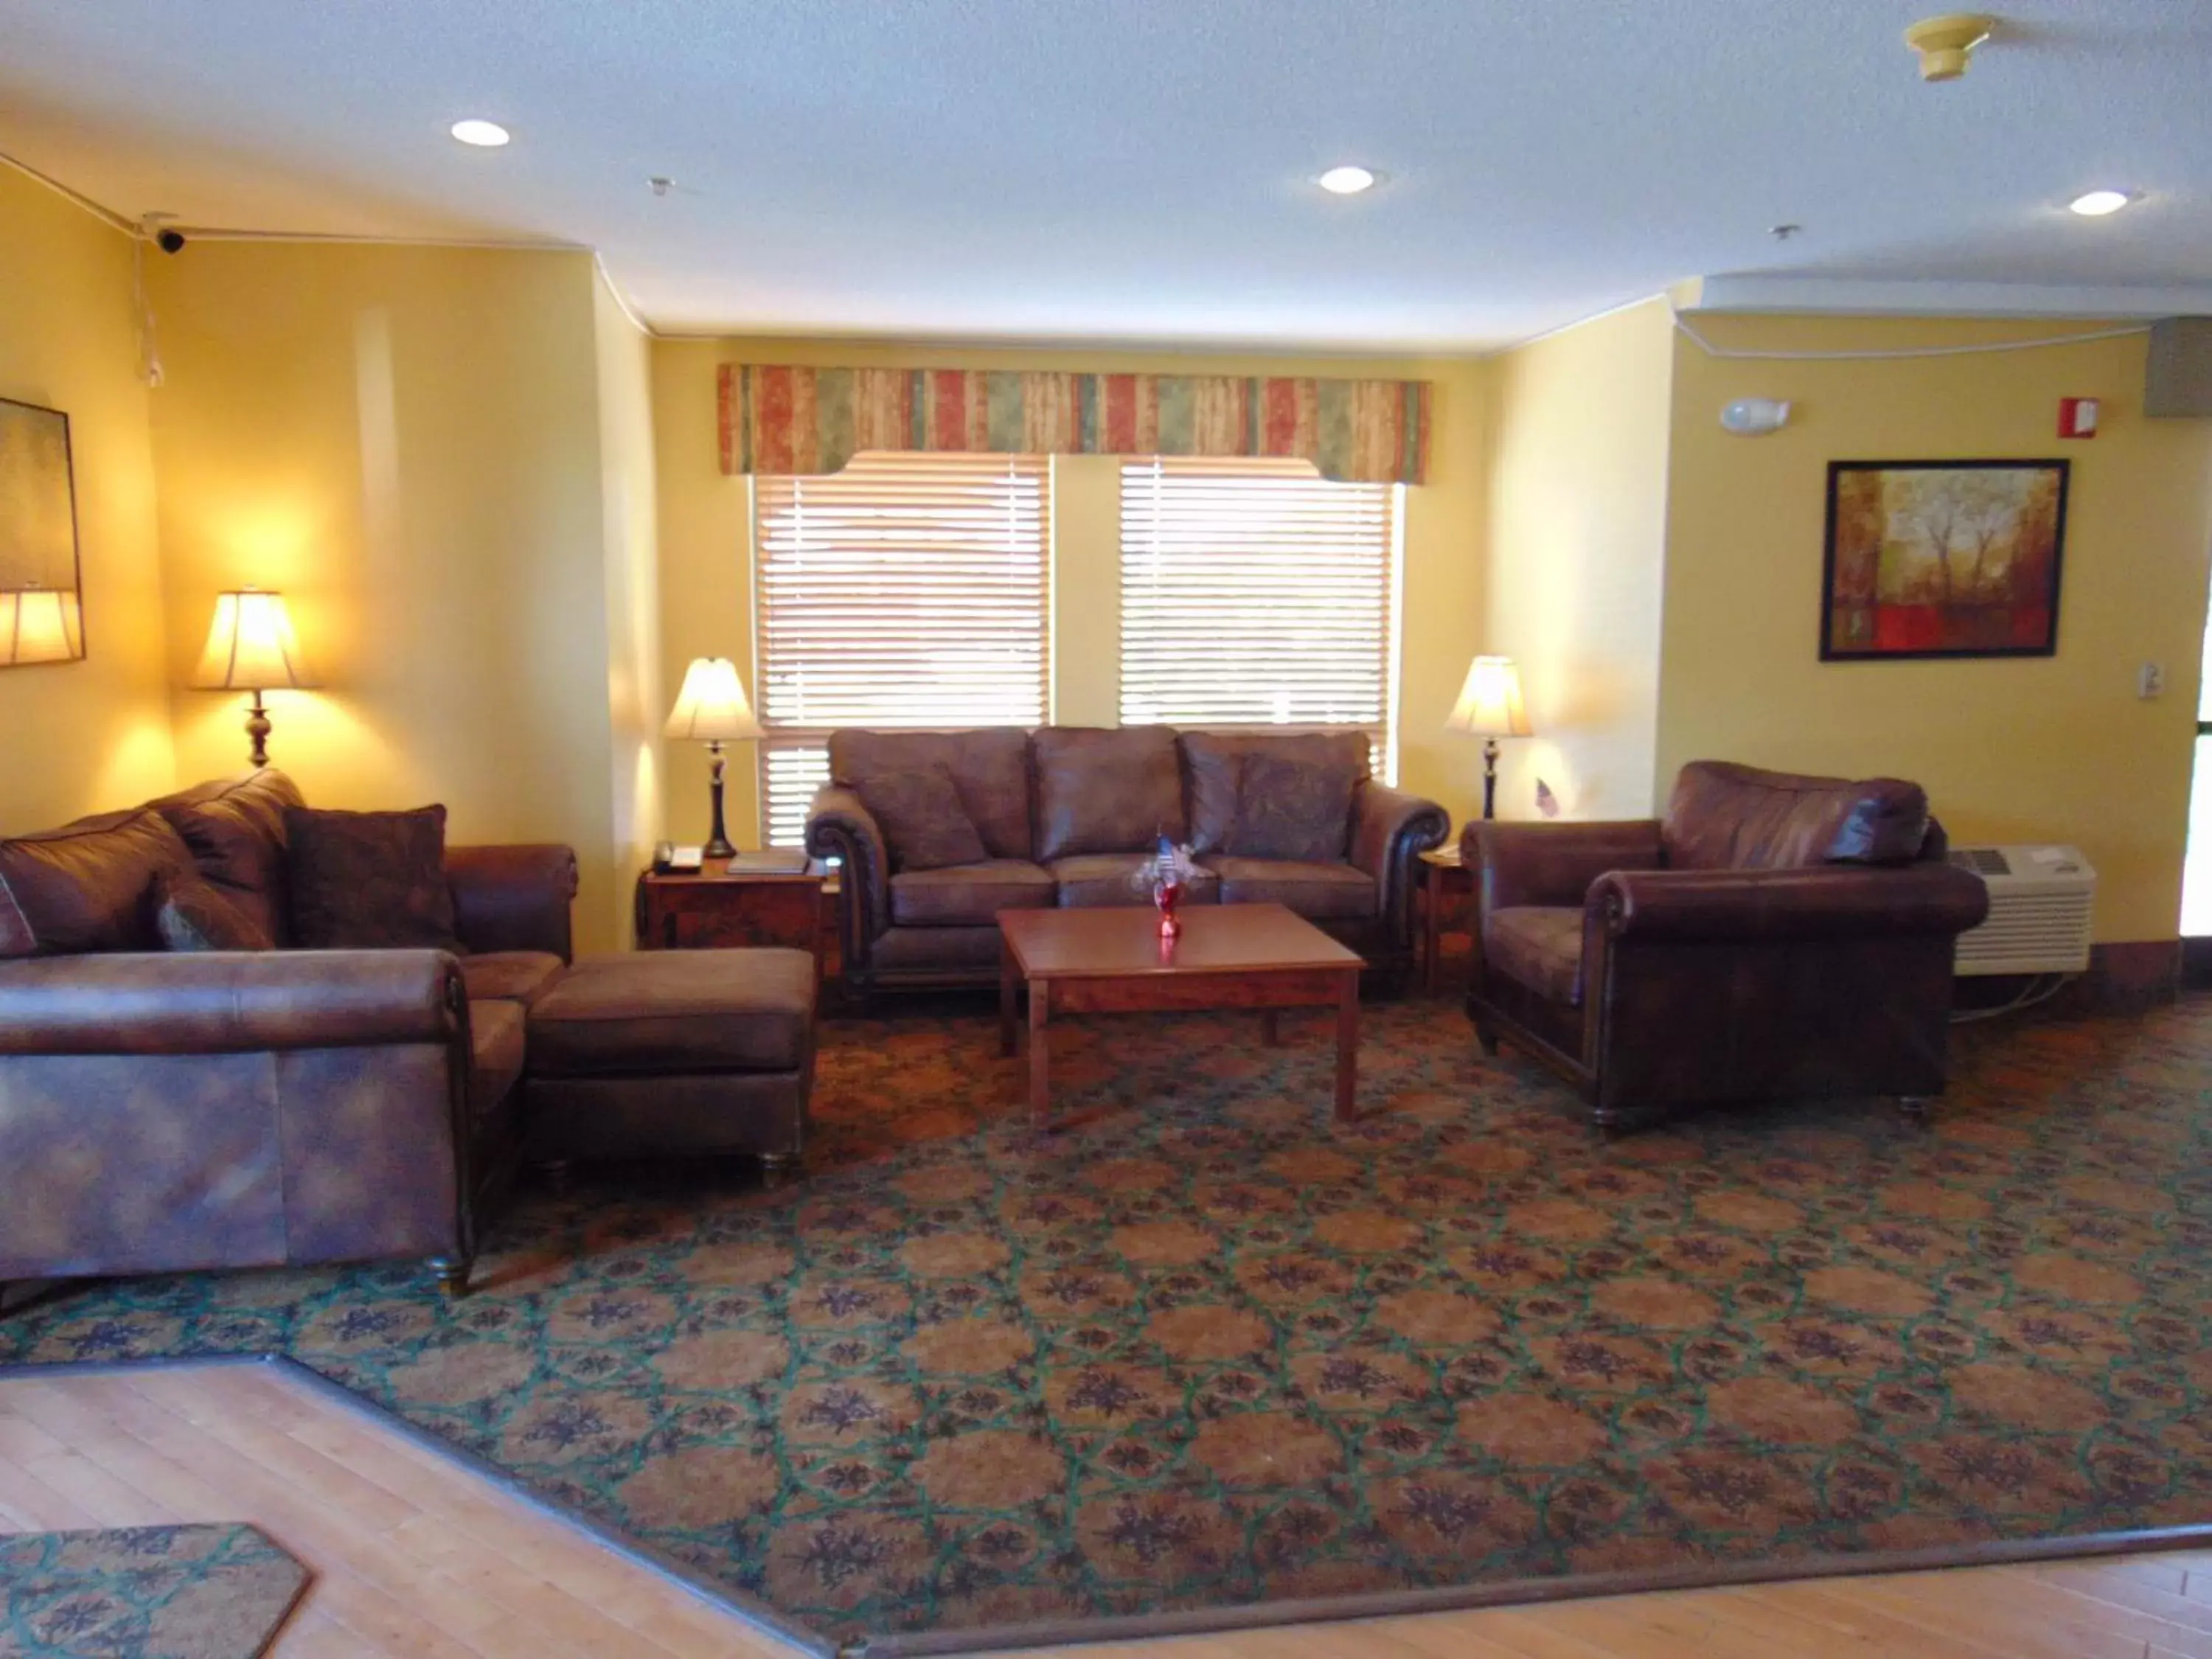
[[155, 229, 186, 254]]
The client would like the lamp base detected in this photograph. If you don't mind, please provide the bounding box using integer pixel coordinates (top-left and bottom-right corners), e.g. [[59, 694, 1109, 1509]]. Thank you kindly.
[[1481, 737, 1500, 821], [245, 691, 272, 769], [704, 742, 737, 860]]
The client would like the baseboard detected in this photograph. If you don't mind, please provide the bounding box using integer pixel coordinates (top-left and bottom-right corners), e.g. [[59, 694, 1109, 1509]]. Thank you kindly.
[[1957, 939, 2180, 1018]]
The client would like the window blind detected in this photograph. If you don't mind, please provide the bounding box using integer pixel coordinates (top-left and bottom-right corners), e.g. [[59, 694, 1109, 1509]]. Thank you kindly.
[[753, 452, 1050, 847], [1119, 457, 1399, 778]]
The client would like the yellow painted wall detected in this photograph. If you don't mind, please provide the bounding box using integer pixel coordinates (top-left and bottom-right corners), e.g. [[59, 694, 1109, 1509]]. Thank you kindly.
[[594, 270, 664, 947], [650, 338, 1489, 845], [0, 167, 175, 830], [1658, 314, 2212, 943], [1482, 297, 1673, 821], [145, 242, 635, 951]]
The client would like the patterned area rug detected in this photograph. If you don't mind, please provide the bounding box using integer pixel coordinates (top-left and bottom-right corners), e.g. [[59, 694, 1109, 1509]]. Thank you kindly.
[[3, 999, 2210, 1652], [0, 1525, 308, 1658]]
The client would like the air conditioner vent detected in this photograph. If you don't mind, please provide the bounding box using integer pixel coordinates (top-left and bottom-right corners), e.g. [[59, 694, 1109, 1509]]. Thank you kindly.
[[1947, 844, 2096, 977]]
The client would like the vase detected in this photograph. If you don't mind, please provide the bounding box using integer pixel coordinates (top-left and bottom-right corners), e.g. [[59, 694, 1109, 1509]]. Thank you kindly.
[[1153, 878, 1183, 939]]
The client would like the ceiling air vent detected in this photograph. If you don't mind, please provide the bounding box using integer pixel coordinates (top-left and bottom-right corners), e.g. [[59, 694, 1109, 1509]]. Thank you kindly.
[[1946, 844, 2095, 976]]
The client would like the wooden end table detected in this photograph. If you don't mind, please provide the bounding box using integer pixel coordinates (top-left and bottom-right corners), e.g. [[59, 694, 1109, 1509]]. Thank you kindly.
[[636, 856, 824, 970], [1417, 844, 1476, 996], [998, 903, 1365, 1127]]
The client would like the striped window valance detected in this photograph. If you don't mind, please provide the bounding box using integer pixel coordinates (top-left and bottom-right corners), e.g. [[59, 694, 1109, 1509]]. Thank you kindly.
[[717, 365, 1432, 486]]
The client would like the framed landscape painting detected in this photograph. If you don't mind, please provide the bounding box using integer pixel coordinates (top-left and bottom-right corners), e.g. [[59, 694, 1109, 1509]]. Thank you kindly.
[[1821, 459, 2070, 661]]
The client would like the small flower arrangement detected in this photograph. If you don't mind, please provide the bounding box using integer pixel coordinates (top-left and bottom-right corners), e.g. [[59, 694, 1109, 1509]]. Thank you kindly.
[[1134, 833, 1200, 938]]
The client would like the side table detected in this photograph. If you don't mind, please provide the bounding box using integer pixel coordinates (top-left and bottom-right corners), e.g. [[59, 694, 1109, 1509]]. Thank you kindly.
[[1416, 844, 1476, 996], [636, 856, 824, 970]]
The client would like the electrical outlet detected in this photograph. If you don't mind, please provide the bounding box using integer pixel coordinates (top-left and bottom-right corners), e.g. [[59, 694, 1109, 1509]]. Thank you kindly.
[[2139, 661, 2166, 700]]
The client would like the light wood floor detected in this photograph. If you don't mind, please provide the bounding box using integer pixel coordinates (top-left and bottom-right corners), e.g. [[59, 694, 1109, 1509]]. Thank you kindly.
[[2, 1362, 2209, 1658]]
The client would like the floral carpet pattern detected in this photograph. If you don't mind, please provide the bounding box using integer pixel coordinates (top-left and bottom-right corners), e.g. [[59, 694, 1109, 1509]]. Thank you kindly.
[[0, 1524, 309, 1658], [4, 999, 2211, 1649]]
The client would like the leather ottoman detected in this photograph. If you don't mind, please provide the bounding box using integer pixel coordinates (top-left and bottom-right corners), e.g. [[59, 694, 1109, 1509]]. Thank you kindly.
[[522, 949, 816, 1182]]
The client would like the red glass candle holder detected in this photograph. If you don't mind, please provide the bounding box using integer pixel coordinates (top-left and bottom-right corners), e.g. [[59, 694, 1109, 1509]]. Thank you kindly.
[[1154, 879, 1183, 939]]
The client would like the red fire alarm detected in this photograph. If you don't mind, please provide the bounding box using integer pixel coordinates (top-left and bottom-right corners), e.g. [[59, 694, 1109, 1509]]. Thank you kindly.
[[2059, 397, 2099, 439]]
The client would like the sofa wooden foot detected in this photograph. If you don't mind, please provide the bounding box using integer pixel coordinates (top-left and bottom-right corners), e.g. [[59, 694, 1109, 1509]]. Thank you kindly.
[[1472, 1022, 1500, 1057], [759, 1150, 800, 1190], [428, 1256, 470, 1298], [1896, 1094, 1933, 1123], [538, 1158, 573, 1195]]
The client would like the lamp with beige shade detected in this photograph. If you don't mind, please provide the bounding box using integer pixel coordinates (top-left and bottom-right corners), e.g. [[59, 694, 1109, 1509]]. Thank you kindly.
[[192, 588, 316, 768], [665, 655, 763, 859], [0, 584, 83, 667], [1445, 654, 1532, 821]]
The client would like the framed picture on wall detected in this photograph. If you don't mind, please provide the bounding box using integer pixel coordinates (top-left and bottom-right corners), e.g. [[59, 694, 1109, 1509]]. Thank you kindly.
[[0, 395, 85, 667], [1820, 458, 2070, 661]]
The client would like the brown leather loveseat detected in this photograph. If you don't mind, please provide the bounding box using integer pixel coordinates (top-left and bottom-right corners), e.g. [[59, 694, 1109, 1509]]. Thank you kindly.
[[1465, 760, 1989, 1130], [0, 769, 577, 1301], [807, 726, 1449, 996]]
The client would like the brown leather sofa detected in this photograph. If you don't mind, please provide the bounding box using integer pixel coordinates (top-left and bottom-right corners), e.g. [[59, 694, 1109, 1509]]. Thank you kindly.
[[1464, 760, 1989, 1130], [805, 726, 1449, 997], [0, 769, 578, 1300]]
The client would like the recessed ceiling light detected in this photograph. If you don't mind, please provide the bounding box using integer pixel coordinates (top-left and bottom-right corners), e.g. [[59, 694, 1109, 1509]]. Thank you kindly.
[[450, 119, 511, 148], [2068, 189, 2135, 217], [1317, 164, 1377, 196]]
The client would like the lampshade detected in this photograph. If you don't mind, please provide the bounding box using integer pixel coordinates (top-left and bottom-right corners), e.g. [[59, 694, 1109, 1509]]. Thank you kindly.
[[0, 585, 83, 666], [191, 590, 316, 690], [664, 656, 764, 742], [1444, 655, 1533, 738]]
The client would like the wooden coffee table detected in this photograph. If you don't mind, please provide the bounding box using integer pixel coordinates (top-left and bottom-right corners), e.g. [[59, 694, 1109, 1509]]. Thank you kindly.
[[998, 903, 1365, 1127]]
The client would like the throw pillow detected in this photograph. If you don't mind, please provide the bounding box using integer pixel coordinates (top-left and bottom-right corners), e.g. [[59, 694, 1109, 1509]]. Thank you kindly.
[[154, 872, 276, 952], [855, 765, 990, 872], [1225, 751, 1359, 863], [285, 804, 462, 950], [0, 808, 195, 957]]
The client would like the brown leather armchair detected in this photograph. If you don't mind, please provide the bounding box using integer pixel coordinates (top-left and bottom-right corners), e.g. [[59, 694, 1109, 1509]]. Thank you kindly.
[[1465, 761, 1989, 1130]]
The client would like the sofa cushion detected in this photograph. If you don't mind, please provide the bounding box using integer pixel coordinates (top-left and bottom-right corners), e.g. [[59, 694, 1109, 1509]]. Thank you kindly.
[[854, 763, 990, 872], [889, 860, 1055, 927], [1203, 856, 1377, 921], [468, 998, 529, 1119], [1224, 751, 1360, 863], [829, 728, 1032, 861], [1032, 726, 1184, 861], [1048, 853, 1220, 908], [285, 805, 462, 950], [153, 872, 276, 953], [153, 768, 303, 945], [459, 950, 566, 1006], [0, 808, 195, 958], [1484, 906, 1585, 1006], [1180, 731, 1369, 855], [526, 948, 815, 1075], [1663, 761, 1931, 872]]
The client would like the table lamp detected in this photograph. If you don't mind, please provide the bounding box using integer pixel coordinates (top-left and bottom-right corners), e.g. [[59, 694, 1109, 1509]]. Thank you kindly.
[[0, 583, 84, 666], [664, 656, 762, 859], [1445, 654, 1532, 821], [192, 588, 316, 767]]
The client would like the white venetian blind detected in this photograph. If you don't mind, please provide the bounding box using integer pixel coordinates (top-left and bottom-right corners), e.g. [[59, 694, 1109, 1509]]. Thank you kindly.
[[1119, 457, 1399, 777], [754, 452, 1050, 846]]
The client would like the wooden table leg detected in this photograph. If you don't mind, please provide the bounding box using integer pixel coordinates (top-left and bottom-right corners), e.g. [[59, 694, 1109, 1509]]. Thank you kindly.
[[1260, 1009, 1281, 1046], [1335, 967, 1360, 1121], [999, 936, 1018, 1058], [1423, 868, 1442, 996], [1028, 976, 1051, 1127]]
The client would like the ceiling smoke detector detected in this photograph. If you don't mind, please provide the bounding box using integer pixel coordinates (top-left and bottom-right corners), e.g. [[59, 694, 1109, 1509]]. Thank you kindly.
[[1904, 13, 1996, 82]]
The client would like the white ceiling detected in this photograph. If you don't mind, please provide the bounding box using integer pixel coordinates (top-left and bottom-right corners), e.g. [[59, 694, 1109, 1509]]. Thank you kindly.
[[4, 0, 2210, 349]]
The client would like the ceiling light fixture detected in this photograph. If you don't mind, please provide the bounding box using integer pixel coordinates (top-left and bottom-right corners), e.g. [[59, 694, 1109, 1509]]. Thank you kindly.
[[2068, 189, 2135, 218], [449, 119, 511, 147], [1316, 165, 1377, 196]]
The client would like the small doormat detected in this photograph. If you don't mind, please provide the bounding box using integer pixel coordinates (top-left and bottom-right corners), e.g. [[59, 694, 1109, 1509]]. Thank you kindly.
[[0, 1525, 310, 1658]]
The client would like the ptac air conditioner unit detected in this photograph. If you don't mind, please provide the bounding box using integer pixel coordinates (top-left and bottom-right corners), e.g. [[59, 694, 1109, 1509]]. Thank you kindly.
[[1945, 845, 2096, 976]]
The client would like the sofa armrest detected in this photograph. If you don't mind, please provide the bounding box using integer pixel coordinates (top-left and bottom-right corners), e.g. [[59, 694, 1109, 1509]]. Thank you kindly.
[[447, 844, 577, 961], [1587, 863, 1990, 945], [1349, 781, 1449, 940], [1467, 820, 1663, 913], [0, 950, 466, 1056], [806, 785, 890, 967]]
